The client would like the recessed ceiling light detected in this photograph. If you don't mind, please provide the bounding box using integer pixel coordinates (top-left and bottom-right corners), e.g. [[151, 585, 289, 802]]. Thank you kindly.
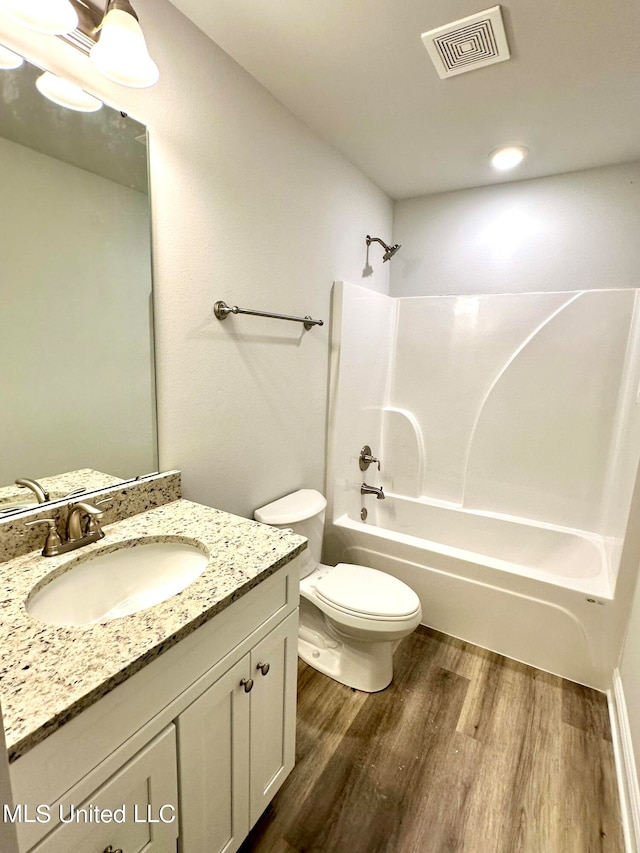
[[35, 72, 103, 112], [0, 44, 23, 69], [490, 146, 527, 171]]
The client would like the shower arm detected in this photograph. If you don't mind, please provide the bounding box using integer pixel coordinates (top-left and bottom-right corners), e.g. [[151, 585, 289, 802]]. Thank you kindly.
[[366, 235, 391, 252], [366, 234, 401, 262]]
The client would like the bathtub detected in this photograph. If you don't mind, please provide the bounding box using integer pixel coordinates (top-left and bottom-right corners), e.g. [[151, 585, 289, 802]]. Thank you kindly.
[[324, 493, 621, 689]]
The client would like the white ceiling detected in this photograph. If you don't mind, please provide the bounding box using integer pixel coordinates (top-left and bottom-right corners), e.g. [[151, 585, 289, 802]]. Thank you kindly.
[[169, 0, 640, 200]]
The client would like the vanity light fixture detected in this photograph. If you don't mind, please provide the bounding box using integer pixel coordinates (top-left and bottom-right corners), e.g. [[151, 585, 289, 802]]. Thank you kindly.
[[0, 0, 158, 88], [490, 145, 527, 171], [0, 0, 78, 35], [0, 43, 23, 69], [90, 0, 159, 88], [35, 70, 103, 112]]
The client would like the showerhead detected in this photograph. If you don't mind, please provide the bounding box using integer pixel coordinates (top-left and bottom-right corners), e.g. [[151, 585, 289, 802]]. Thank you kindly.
[[366, 234, 401, 262]]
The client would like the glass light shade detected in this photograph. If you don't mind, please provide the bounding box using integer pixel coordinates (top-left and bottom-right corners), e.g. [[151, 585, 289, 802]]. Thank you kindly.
[[35, 71, 103, 112], [0, 0, 78, 35], [0, 44, 23, 69], [90, 8, 159, 88], [490, 146, 527, 171]]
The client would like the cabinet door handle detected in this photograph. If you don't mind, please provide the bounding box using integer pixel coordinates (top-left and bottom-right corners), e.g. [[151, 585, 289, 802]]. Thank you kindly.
[[240, 677, 254, 693], [257, 661, 270, 676], [103, 846, 123, 853]]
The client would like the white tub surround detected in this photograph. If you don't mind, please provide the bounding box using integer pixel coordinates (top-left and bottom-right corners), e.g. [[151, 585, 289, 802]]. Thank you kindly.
[[0, 496, 305, 762], [326, 282, 640, 688]]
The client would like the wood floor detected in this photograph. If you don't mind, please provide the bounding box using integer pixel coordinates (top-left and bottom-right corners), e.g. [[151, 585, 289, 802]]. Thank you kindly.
[[240, 626, 623, 853]]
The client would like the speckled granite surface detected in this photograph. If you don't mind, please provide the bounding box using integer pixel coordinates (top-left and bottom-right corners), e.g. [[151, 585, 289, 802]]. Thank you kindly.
[[0, 499, 305, 762], [0, 469, 123, 513], [0, 471, 181, 563]]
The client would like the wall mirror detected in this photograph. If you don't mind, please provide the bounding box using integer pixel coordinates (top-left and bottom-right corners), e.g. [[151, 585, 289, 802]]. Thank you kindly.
[[0, 55, 157, 515]]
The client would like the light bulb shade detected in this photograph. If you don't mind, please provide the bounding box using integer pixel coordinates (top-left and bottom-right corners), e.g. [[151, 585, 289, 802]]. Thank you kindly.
[[35, 71, 103, 112], [0, 44, 23, 69], [0, 0, 78, 35], [90, 7, 159, 88], [490, 146, 527, 171]]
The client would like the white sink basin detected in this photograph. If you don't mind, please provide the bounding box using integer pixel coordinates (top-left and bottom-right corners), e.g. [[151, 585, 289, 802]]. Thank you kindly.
[[26, 538, 210, 626]]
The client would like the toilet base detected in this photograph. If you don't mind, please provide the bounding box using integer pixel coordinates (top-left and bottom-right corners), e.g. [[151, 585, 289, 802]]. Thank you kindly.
[[298, 633, 394, 692], [297, 597, 394, 692]]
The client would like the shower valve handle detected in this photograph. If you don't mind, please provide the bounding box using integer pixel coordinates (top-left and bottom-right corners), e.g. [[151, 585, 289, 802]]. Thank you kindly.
[[359, 445, 380, 471]]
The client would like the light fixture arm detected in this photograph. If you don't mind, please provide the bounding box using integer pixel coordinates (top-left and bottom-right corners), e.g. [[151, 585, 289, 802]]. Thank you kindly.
[[59, 1, 104, 52], [102, 0, 138, 22]]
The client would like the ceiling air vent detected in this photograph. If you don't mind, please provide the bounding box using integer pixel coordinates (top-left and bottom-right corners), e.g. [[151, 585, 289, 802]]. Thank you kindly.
[[421, 6, 510, 79]]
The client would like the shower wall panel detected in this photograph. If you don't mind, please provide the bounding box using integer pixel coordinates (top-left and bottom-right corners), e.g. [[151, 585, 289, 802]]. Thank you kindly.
[[329, 282, 396, 519], [389, 289, 637, 533]]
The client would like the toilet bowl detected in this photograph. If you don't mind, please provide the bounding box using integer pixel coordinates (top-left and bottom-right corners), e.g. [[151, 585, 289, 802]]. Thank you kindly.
[[254, 489, 422, 692]]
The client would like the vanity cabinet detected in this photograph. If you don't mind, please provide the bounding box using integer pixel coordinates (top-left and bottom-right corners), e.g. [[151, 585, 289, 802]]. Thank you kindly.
[[30, 726, 178, 853], [178, 611, 298, 853], [9, 561, 300, 853]]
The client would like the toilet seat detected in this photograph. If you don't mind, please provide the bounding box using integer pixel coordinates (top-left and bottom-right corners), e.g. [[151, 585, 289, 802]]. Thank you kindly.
[[314, 563, 420, 621]]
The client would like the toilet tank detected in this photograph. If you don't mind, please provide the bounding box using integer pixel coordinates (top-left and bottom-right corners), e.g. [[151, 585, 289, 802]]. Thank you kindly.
[[254, 489, 327, 578]]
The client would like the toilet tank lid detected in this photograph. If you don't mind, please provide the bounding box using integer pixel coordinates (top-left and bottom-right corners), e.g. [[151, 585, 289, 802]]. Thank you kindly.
[[254, 489, 327, 525]]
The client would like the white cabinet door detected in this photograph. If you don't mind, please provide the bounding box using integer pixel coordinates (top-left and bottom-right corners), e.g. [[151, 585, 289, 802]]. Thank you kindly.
[[176, 609, 299, 851], [177, 657, 251, 853], [31, 726, 178, 853], [249, 611, 298, 827]]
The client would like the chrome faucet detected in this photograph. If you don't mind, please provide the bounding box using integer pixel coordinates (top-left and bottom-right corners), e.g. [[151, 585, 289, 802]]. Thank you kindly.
[[27, 501, 106, 557], [361, 483, 385, 500], [15, 478, 50, 503]]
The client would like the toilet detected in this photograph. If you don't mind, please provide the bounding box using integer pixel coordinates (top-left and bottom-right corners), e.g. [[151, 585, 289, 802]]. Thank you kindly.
[[254, 489, 422, 692]]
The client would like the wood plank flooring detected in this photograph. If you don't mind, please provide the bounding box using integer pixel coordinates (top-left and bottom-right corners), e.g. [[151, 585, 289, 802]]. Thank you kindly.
[[240, 626, 623, 853]]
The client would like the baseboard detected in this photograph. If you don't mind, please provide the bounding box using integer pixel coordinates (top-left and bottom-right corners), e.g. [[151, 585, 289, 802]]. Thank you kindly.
[[609, 669, 640, 852]]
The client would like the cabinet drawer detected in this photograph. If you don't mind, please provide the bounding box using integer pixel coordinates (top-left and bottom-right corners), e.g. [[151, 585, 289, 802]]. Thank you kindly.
[[28, 726, 178, 853]]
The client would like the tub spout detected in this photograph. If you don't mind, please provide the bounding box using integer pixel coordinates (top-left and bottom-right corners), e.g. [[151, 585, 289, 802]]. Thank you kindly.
[[361, 483, 385, 500]]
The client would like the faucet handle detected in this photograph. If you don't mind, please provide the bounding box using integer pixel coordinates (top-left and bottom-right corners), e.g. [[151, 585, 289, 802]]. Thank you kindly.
[[61, 487, 87, 500], [25, 519, 62, 556], [88, 499, 111, 530], [66, 501, 105, 540], [359, 445, 381, 472]]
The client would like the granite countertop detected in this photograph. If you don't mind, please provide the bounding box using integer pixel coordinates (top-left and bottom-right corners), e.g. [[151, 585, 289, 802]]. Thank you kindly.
[[0, 499, 306, 762], [0, 468, 123, 513]]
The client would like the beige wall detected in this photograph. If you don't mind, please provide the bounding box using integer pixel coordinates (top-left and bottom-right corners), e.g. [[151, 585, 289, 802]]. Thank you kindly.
[[0, 0, 392, 518], [391, 161, 640, 297]]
